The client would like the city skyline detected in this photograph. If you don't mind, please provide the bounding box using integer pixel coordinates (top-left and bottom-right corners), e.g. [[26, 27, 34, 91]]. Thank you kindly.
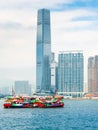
[[0, 0, 98, 87]]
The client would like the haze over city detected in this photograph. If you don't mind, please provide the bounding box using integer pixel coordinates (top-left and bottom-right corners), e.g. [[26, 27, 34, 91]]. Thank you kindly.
[[0, 0, 98, 88]]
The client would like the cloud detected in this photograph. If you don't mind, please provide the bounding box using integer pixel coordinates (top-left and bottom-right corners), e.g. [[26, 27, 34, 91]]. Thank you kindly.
[[0, 22, 36, 30], [0, 9, 37, 26], [0, 0, 76, 10], [0, 29, 36, 68], [55, 0, 98, 11], [51, 8, 98, 33], [1, 0, 98, 11], [0, 22, 24, 30]]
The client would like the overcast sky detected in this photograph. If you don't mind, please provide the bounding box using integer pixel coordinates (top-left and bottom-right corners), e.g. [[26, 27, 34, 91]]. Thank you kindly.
[[0, 0, 98, 88]]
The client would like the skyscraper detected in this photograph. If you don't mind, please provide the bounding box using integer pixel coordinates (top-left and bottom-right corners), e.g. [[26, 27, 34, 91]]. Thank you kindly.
[[58, 51, 84, 97], [36, 9, 51, 93], [88, 56, 98, 93]]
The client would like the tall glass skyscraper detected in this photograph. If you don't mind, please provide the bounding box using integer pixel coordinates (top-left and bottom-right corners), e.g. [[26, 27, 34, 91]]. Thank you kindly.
[[58, 51, 84, 95], [36, 9, 51, 93]]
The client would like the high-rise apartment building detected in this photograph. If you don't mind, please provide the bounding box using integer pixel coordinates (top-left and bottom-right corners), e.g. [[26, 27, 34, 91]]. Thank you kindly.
[[36, 9, 51, 93], [58, 51, 84, 96], [88, 56, 98, 93]]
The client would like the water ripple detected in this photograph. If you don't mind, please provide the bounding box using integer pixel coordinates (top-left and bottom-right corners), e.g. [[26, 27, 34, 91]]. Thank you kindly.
[[0, 100, 98, 130]]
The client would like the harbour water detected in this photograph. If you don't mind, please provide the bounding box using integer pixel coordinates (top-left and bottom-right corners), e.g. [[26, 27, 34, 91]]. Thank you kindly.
[[0, 99, 98, 130]]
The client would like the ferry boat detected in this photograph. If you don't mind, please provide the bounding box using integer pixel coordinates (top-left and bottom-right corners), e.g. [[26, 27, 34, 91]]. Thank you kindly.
[[3, 96, 64, 108]]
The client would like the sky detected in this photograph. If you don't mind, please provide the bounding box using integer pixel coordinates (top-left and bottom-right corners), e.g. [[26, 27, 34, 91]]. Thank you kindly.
[[0, 0, 98, 88]]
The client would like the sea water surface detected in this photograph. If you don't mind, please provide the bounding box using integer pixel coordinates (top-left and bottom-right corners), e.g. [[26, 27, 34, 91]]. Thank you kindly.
[[0, 99, 98, 130]]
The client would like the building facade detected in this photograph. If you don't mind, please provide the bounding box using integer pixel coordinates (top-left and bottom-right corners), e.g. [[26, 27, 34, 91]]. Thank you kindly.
[[50, 53, 57, 93], [36, 9, 51, 93], [88, 56, 98, 93], [14, 81, 31, 96], [58, 51, 84, 96]]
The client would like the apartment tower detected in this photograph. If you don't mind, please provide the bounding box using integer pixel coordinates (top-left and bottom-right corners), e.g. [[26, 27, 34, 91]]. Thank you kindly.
[[88, 56, 98, 93], [58, 51, 84, 97]]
